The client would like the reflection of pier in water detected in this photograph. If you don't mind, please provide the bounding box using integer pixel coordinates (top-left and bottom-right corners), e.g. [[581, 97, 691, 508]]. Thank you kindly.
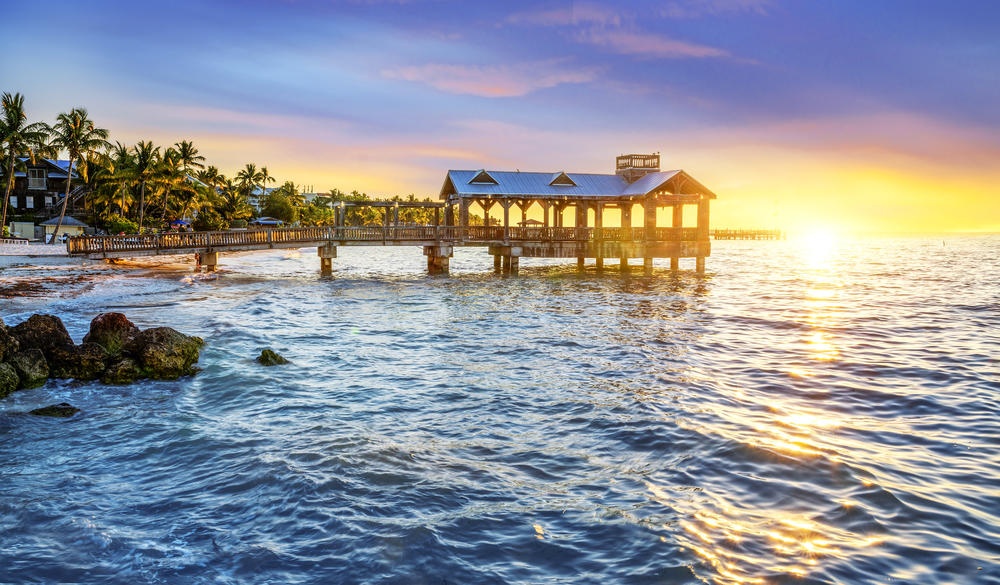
[[67, 154, 718, 276]]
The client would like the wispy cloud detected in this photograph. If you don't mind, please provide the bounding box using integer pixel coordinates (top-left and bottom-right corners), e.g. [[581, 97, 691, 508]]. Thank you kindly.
[[660, 0, 773, 19], [506, 2, 729, 60], [381, 60, 600, 97], [506, 3, 622, 27], [575, 28, 728, 58]]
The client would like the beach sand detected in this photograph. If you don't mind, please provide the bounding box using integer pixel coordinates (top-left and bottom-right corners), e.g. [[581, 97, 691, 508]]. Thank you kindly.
[[0, 242, 69, 257]]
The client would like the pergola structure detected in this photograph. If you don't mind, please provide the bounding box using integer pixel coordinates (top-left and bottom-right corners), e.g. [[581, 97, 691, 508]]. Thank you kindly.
[[439, 153, 717, 273]]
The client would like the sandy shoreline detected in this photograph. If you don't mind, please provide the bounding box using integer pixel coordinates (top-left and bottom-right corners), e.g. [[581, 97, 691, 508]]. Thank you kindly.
[[0, 242, 70, 257]]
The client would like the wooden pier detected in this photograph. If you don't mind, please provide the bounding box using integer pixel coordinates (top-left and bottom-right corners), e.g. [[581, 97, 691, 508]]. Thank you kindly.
[[67, 154, 719, 276]]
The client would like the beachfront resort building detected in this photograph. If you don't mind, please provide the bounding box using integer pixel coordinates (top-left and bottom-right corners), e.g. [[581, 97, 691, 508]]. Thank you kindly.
[[2, 158, 79, 214]]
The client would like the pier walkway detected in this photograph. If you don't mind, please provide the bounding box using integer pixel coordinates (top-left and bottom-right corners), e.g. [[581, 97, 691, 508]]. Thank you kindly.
[[66, 224, 705, 275]]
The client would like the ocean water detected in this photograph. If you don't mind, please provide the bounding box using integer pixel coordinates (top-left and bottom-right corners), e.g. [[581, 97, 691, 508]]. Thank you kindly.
[[1, 235, 998, 584]]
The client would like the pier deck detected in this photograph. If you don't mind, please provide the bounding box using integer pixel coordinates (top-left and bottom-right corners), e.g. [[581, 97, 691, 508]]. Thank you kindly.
[[66, 225, 709, 274]]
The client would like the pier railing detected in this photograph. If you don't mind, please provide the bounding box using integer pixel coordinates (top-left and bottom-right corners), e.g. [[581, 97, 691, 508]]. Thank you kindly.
[[67, 225, 705, 256]]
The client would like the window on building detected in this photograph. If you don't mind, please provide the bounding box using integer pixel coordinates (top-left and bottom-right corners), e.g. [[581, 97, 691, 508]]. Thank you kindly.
[[28, 169, 46, 190], [25, 195, 34, 209], [8, 195, 15, 209]]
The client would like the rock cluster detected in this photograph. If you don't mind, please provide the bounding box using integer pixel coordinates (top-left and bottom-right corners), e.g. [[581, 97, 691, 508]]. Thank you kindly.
[[0, 312, 204, 400]]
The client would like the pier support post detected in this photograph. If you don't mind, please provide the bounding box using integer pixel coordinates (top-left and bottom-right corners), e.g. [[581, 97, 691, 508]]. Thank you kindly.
[[644, 257, 653, 275], [670, 257, 679, 271], [494, 254, 502, 273], [424, 245, 452, 275], [318, 243, 337, 276], [202, 251, 219, 272], [500, 254, 519, 276], [577, 257, 586, 271], [696, 257, 705, 274]]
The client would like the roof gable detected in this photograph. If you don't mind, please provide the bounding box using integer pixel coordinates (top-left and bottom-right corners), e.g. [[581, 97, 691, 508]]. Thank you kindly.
[[469, 170, 498, 185], [549, 172, 576, 187]]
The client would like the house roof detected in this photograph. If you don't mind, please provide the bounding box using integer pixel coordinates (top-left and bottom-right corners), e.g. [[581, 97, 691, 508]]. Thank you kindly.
[[40, 216, 89, 227], [9, 158, 79, 180], [441, 169, 716, 200]]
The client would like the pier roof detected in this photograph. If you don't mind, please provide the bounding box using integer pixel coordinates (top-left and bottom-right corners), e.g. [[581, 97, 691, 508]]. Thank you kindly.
[[440, 169, 716, 200]]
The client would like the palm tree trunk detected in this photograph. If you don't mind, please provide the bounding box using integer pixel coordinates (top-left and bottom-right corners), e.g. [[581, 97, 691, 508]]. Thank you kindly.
[[139, 181, 146, 231], [1, 157, 15, 236], [50, 155, 75, 244]]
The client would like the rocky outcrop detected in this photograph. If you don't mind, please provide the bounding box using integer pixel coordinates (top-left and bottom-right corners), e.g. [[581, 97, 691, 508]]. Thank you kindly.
[[8, 349, 48, 389], [0, 319, 19, 362], [128, 327, 204, 379], [0, 313, 204, 400], [0, 363, 18, 399], [83, 312, 139, 359], [257, 348, 290, 366], [29, 403, 80, 418]]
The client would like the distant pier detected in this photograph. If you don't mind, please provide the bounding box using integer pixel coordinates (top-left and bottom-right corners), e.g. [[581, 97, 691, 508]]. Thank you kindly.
[[710, 229, 784, 240]]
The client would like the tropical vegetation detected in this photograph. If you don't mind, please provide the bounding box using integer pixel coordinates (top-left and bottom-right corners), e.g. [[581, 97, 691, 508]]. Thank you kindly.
[[0, 92, 449, 238]]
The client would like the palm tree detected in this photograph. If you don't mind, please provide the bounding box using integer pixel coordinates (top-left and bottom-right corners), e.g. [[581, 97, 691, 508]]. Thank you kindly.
[[0, 92, 49, 232], [47, 107, 109, 243], [90, 141, 135, 218], [174, 140, 205, 174], [259, 165, 275, 202], [155, 147, 196, 223], [235, 163, 264, 210], [132, 140, 160, 231]]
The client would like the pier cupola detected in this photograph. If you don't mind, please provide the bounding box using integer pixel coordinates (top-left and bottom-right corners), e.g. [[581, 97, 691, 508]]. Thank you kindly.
[[615, 153, 660, 184]]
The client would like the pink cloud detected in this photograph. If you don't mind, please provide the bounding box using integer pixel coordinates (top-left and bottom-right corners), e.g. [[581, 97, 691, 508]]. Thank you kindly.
[[660, 0, 773, 19], [575, 28, 728, 58], [381, 60, 600, 97], [506, 3, 622, 27]]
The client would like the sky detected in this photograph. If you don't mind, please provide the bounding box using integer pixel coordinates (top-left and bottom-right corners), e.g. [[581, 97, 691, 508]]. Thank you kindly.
[[3, 0, 999, 233]]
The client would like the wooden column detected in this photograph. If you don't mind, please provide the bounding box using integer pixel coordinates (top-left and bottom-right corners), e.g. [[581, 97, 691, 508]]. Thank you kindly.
[[595, 203, 604, 272], [620, 203, 632, 270], [576, 202, 588, 269], [502, 200, 512, 243], [671, 203, 683, 271], [643, 199, 657, 275]]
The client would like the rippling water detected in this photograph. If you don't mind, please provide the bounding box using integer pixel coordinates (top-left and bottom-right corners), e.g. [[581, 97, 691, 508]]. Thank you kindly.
[[1, 235, 998, 584]]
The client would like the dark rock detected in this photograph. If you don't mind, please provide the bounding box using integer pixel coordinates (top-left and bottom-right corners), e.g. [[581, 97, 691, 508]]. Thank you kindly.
[[257, 348, 290, 366], [29, 403, 80, 418], [0, 320, 19, 362], [48, 342, 108, 380], [10, 314, 74, 360], [0, 363, 18, 399], [127, 327, 204, 380], [102, 357, 142, 385], [83, 312, 140, 358], [8, 349, 48, 389]]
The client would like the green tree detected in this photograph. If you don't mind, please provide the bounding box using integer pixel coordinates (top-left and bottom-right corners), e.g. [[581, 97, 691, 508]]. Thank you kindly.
[[47, 107, 109, 243], [260, 180, 299, 223], [0, 92, 49, 230], [131, 140, 160, 231]]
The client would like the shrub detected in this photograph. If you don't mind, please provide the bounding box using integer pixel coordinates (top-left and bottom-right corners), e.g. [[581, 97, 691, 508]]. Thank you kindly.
[[103, 214, 139, 234]]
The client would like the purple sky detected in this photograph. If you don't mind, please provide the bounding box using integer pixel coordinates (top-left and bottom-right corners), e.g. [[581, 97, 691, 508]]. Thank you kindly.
[[4, 0, 999, 231]]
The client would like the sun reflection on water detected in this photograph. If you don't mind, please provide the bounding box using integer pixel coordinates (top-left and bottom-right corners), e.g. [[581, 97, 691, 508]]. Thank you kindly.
[[668, 489, 876, 585]]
